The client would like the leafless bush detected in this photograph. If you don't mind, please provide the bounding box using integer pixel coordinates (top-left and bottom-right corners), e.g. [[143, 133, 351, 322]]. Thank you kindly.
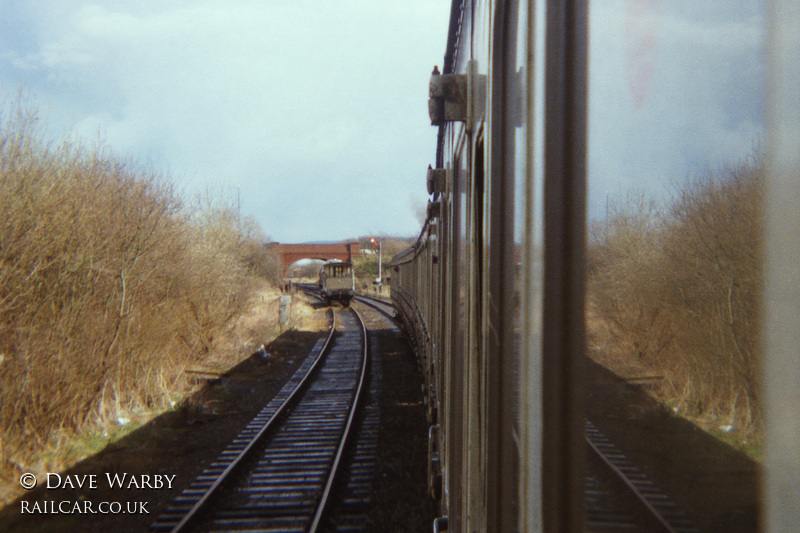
[[239, 216, 281, 283], [172, 188, 276, 355], [0, 100, 278, 471], [589, 160, 763, 434], [588, 192, 669, 361], [660, 162, 763, 428]]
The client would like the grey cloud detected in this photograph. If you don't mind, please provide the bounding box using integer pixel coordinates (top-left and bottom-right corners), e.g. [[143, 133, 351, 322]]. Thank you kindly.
[[1, 1, 448, 241], [587, 0, 765, 221]]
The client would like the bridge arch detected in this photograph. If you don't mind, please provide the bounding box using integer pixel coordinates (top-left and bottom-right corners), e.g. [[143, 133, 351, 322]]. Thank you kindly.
[[267, 242, 360, 278]]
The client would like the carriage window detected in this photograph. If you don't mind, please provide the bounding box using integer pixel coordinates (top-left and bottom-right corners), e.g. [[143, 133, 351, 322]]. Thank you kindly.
[[484, 0, 530, 529], [585, 1, 764, 530]]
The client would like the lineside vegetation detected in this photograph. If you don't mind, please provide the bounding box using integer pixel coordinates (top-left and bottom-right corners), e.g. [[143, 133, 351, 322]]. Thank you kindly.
[[588, 157, 763, 445], [352, 236, 410, 291], [0, 101, 278, 478]]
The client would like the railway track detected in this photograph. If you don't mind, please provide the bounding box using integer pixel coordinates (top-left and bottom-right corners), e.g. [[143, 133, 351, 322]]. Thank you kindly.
[[361, 292, 697, 532], [585, 420, 698, 533], [150, 287, 692, 532], [151, 305, 369, 533], [362, 292, 697, 532], [352, 294, 395, 319]]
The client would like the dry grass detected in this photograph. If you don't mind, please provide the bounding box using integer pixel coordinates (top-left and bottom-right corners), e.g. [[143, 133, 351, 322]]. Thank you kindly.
[[289, 294, 330, 332], [190, 284, 282, 374], [0, 99, 280, 487], [588, 157, 763, 440]]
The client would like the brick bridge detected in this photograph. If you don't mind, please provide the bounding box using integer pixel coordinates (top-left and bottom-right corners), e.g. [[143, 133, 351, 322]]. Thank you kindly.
[[268, 241, 360, 277]]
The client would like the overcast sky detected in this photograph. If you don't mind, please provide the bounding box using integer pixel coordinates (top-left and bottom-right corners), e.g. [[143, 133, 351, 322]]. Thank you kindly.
[[587, 0, 765, 219], [0, 1, 765, 241], [0, 1, 450, 242]]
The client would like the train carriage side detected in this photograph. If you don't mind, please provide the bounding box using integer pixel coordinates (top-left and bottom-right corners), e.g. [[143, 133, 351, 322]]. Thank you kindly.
[[392, 0, 592, 530], [393, 0, 800, 531]]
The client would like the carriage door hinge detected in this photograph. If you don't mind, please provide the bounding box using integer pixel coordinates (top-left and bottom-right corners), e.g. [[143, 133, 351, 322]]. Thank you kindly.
[[428, 60, 486, 130], [427, 199, 441, 220], [427, 165, 447, 195]]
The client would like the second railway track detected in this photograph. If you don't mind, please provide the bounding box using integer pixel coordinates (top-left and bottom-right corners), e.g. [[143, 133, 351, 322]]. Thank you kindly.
[[585, 420, 698, 533], [151, 305, 369, 533]]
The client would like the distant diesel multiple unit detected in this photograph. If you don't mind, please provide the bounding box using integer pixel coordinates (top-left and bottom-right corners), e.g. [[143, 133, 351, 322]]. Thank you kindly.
[[390, 0, 798, 532], [318, 260, 354, 305]]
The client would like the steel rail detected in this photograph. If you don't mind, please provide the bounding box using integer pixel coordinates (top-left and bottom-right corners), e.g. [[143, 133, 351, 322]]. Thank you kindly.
[[166, 308, 337, 533], [353, 294, 396, 319], [307, 305, 370, 532], [585, 420, 697, 533]]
